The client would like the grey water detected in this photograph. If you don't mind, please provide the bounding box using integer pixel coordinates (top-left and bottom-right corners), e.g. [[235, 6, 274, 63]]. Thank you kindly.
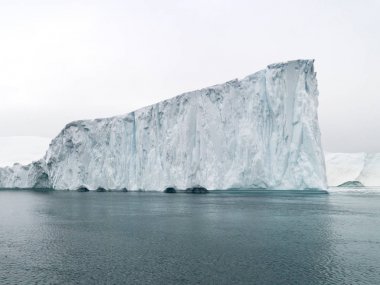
[[0, 190, 379, 285]]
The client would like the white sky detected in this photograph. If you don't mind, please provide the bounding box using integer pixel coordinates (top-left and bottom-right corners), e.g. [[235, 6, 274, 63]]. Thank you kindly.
[[0, 136, 50, 166], [0, 0, 379, 152]]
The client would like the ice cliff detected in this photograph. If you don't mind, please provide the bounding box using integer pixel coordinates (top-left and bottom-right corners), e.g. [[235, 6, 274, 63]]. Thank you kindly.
[[0, 60, 327, 191], [325, 152, 380, 186]]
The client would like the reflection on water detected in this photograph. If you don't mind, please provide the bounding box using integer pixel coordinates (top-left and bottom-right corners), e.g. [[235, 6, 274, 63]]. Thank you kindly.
[[0, 190, 379, 284]]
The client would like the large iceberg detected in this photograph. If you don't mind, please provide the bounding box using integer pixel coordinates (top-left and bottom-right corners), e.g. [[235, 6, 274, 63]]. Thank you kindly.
[[325, 152, 380, 186], [0, 60, 327, 191]]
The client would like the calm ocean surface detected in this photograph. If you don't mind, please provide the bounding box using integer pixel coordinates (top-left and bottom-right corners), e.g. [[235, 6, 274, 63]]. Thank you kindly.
[[0, 189, 379, 285]]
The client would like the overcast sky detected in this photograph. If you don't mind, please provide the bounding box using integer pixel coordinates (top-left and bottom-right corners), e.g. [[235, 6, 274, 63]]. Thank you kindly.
[[0, 0, 379, 152]]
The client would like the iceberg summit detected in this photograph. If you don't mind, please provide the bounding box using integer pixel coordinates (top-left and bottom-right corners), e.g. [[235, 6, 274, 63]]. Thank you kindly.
[[0, 60, 327, 191]]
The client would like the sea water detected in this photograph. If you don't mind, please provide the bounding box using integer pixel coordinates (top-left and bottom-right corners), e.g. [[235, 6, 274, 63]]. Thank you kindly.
[[0, 189, 379, 284]]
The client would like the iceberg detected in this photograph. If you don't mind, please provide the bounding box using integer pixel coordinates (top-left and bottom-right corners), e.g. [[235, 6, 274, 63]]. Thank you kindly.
[[325, 152, 380, 186], [0, 60, 327, 191]]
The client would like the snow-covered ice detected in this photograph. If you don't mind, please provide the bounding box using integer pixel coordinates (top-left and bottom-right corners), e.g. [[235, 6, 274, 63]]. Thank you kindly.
[[0, 60, 327, 191]]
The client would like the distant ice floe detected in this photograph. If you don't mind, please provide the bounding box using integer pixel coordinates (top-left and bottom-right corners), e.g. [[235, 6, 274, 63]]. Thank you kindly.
[[325, 152, 380, 188]]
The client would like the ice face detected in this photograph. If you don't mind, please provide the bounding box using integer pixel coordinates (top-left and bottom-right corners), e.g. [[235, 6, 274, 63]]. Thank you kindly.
[[0, 60, 327, 191], [325, 152, 380, 186], [0, 160, 50, 189]]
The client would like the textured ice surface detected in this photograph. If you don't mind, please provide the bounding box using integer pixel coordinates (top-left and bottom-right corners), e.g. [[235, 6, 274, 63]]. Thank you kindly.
[[325, 152, 380, 186], [0, 160, 50, 189], [0, 60, 327, 190]]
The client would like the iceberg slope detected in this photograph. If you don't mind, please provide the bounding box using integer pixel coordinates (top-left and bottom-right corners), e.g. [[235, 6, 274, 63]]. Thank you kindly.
[[0, 60, 327, 191]]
